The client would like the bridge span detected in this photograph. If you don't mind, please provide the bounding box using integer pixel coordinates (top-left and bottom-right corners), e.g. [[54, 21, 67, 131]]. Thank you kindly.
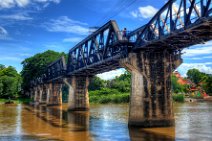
[[29, 0, 212, 127]]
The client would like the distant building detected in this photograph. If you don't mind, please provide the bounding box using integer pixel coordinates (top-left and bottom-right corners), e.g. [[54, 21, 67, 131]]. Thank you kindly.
[[173, 71, 191, 85]]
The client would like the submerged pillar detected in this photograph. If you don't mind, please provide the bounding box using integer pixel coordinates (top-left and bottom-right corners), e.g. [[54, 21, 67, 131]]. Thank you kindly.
[[46, 82, 62, 106], [64, 76, 89, 111], [120, 50, 182, 127], [38, 85, 44, 104], [34, 86, 40, 104]]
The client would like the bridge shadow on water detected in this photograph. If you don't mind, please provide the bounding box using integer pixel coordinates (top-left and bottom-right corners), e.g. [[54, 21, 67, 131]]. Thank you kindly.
[[24, 104, 180, 141]]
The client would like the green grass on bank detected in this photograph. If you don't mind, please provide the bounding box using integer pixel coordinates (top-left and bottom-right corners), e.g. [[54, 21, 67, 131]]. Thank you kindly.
[[0, 98, 32, 104], [90, 89, 188, 104], [172, 94, 185, 102], [89, 88, 130, 104]]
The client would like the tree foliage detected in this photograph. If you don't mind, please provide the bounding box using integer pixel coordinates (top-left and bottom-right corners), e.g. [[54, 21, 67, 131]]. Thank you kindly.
[[187, 69, 207, 85], [203, 75, 212, 95], [171, 75, 188, 93], [89, 76, 106, 91], [0, 65, 22, 98], [21, 50, 66, 91]]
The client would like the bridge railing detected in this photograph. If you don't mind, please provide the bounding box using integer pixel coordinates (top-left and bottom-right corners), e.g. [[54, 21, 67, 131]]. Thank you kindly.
[[130, 0, 212, 47]]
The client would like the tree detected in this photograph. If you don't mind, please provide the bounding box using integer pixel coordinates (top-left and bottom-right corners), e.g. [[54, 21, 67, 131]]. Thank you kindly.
[[89, 76, 106, 91], [109, 71, 131, 92], [21, 50, 66, 91], [187, 69, 207, 85], [203, 75, 212, 95], [0, 65, 22, 98], [171, 75, 187, 93]]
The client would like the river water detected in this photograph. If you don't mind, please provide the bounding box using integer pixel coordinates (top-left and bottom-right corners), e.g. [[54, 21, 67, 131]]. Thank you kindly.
[[0, 102, 212, 141]]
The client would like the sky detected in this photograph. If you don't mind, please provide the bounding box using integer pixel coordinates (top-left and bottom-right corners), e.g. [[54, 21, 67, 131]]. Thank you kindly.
[[0, 0, 211, 80]]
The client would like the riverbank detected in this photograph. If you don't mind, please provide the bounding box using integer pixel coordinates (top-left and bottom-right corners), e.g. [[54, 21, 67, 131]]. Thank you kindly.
[[89, 89, 187, 104], [89, 88, 129, 104], [0, 98, 31, 104], [89, 90, 212, 104]]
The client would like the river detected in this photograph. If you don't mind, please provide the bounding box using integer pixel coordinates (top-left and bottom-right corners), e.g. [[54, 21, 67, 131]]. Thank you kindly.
[[0, 102, 212, 141]]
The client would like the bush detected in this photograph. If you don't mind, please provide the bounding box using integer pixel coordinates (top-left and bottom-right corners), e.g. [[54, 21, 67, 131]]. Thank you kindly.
[[89, 88, 130, 104], [172, 94, 184, 102]]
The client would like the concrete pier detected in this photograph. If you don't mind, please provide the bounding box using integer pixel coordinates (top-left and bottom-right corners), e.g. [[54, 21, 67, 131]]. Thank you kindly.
[[65, 76, 90, 111], [121, 50, 181, 127], [46, 82, 62, 106]]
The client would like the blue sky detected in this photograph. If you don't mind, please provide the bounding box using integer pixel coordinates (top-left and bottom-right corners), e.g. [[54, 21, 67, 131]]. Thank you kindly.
[[0, 0, 211, 79]]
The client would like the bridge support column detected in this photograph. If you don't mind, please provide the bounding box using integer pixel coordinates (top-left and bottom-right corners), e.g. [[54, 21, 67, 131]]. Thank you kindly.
[[65, 76, 89, 111], [38, 85, 44, 104], [34, 86, 40, 104], [46, 83, 52, 104], [121, 50, 181, 127], [47, 82, 62, 106]]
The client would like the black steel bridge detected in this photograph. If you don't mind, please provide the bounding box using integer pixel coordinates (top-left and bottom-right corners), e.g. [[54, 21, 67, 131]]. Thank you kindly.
[[30, 0, 212, 127]]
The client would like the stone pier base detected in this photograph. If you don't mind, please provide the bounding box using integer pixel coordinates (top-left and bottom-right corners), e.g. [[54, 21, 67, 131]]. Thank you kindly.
[[64, 76, 89, 111], [121, 50, 181, 127], [46, 82, 62, 106]]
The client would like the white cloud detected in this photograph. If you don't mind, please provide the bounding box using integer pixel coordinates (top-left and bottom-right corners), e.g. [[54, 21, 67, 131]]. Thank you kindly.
[[43, 16, 89, 35], [0, 26, 8, 40], [182, 41, 212, 57], [63, 37, 83, 43], [177, 63, 212, 77], [131, 5, 158, 19], [189, 56, 212, 60], [0, 0, 15, 8], [34, 0, 60, 4], [97, 69, 125, 80], [0, 0, 61, 9], [0, 13, 33, 20], [16, 0, 29, 7]]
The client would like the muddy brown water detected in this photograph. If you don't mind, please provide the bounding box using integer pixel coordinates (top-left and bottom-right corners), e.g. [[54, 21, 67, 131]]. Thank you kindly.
[[0, 102, 212, 141]]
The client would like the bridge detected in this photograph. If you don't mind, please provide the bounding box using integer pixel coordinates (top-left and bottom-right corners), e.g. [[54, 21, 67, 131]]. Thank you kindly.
[[29, 0, 212, 127]]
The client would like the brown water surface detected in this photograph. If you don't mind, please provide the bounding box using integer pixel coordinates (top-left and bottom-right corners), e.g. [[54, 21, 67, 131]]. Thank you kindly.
[[0, 102, 212, 141]]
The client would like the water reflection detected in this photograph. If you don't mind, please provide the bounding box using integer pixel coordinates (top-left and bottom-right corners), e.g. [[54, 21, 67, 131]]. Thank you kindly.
[[0, 102, 212, 141], [129, 127, 175, 141], [23, 105, 91, 140]]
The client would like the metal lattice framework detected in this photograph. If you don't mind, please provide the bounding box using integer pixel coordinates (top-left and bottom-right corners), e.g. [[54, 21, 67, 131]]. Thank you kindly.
[[129, 0, 212, 49], [45, 56, 67, 82], [66, 20, 133, 75], [31, 0, 212, 85]]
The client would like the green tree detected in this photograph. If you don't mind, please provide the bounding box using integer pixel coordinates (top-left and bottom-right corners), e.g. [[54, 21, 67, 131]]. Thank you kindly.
[[171, 75, 186, 93], [21, 50, 66, 91], [187, 69, 207, 85], [109, 71, 131, 92], [0, 65, 22, 98], [89, 76, 106, 91], [203, 75, 212, 95]]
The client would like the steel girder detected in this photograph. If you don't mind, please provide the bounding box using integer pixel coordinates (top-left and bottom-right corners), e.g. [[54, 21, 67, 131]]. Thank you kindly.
[[129, 0, 212, 49], [66, 20, 132, 75], [45, 56, 67, 82]]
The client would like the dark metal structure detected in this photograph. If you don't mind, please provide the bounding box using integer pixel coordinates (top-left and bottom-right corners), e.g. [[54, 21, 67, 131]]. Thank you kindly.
[[32, 0, 212, 84], [66, 20, 134, 76], [129, 0, 212, 49]]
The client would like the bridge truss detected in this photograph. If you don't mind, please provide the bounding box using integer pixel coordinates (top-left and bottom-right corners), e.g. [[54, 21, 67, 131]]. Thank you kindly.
[[31, 0, 212, 85]]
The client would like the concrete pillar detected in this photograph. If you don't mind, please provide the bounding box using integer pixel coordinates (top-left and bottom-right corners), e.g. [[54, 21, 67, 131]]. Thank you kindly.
[[39, 85, 43, 104], [64, 76, 89, 111], [47, 82, 62, 106], [34, 86, 38, 103], [120, 50, 182, 127], [46, 83, 52, 104]]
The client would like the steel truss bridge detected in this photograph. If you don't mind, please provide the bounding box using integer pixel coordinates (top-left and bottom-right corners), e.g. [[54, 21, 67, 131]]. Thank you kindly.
[[31, 0, 212, 85]]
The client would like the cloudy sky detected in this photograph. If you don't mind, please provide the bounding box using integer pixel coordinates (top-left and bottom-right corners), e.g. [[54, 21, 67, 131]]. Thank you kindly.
[[0, 0, 211, 79]]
